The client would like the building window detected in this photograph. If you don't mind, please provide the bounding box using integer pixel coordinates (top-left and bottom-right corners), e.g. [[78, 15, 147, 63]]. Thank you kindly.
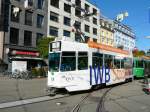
[[37, 0, 44, 9], [64, 17, 70, 26], [75, 33, 82, 42], [93, 28, 97, 35], [63, 30, 70, 37], [93, 38, 97, 42], [50, 11, 59, 22], [36, 33, 43, 45], [93, 17, 97, 25], [85, 25, 90, 33], [24, 31, 32, 46], [75, 0, 81, 7], [10, 28, 19, 45], [101, 31, 104, 36], [49, 26, 58, 37], [93, 8, 97, 15], [85, 4, 90, 13], [37, 14, 44, 28], [25, 11, 33, 26], [28, 0, 33, 6], [64, 3, 71, 13], [102, 37, 104, 43], [84, 4, 90, 21], [101, 21, 105, 26], [11, 6, 20, 22], [74, 21, 81, 30], [75, 9, 81, 17], [75, 0, 81, 17], [51, 0, 59, 8]]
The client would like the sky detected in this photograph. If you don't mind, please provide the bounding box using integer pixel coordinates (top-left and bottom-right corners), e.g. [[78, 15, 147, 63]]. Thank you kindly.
[[91, 0, 150, 51]]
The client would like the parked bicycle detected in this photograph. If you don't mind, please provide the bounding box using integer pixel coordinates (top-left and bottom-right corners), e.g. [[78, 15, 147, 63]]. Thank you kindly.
[[11, 69, 32, 80], [2, 70, 12, 78]]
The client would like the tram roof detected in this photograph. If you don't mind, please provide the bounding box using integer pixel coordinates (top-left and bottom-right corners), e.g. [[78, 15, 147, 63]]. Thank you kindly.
[[57, 40, 131, 56], [88, 41, 129, 55]]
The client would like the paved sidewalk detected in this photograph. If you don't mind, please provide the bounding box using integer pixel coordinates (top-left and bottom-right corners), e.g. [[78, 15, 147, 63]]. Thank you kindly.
[[0, 78, 47, 103]]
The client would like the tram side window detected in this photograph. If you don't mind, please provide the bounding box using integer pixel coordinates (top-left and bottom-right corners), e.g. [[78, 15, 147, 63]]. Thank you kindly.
[[114, 59, 120, 69], [148, 62, 150, 69], [49, 53, 60, 72], [124, 58, 132, 69], [104, 54, 113, 68], [137, 60, 144, 68], [92, 53, 103, 67], [60, 52, 76, 71], [144, 61, 147, 69], [121, 59, 124, 68], [145, 61, 150, 69], [148, 61, 150, 68], [78, 52, 88, 70], [133, 60, 136, 67]]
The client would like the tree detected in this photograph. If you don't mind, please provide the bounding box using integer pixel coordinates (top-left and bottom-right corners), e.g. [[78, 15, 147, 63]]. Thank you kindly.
[[37, 37, 55, 58], [133, 50, 146, 57]]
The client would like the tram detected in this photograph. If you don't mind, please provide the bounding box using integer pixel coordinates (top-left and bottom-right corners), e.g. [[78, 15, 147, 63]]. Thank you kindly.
[[47, 39, 133, 93], [133, 57, 150, 78]]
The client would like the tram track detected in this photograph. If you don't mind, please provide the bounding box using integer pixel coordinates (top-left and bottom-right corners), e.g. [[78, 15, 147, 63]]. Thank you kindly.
[[69, 85, 114, 112], [95, 81, 136, 112], [70, 92, 92, 112], [96, 87, 113, 112], [69, 81, 133, 112]]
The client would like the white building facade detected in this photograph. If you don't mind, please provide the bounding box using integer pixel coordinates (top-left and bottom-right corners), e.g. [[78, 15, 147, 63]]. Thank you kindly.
[[114, 20, 136, 51], [47, 0, 100, 42]]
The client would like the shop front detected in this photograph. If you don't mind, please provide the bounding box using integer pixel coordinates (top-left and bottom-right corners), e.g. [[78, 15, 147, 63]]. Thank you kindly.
[[8, 49, 47, 72]]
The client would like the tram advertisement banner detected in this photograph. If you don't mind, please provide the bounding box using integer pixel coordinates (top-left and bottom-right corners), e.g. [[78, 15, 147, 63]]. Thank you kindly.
[[107, 69, 132, 85], [90, 66, 132, 85]]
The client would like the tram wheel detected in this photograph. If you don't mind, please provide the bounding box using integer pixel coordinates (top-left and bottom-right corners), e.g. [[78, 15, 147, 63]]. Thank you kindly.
[[47, 87, 57, 96]]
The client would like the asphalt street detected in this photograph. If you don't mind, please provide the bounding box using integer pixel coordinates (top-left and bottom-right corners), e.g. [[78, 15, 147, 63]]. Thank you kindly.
[[0, 77, 150, 112]]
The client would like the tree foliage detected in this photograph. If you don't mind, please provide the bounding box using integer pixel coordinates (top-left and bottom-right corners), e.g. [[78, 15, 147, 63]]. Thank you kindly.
[[133, 50, 146, 57], [37, 37, 55, 58]]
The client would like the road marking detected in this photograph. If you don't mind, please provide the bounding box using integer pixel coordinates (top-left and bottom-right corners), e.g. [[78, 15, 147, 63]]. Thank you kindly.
[[0, 95, 68, 109]]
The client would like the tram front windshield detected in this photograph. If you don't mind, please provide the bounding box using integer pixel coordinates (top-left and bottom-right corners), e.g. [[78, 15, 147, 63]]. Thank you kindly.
[[49, 53, 60, 72]]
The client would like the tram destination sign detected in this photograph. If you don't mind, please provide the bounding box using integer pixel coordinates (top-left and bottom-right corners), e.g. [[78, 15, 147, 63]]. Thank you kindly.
[[50, 41, 61, 52]]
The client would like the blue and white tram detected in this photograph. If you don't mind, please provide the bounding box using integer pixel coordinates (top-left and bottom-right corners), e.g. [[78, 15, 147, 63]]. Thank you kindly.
[[47, 40, 133, 93]]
